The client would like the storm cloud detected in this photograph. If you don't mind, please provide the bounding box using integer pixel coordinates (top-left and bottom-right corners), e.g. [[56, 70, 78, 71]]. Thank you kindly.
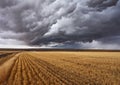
[[0, 0, 120, 49]]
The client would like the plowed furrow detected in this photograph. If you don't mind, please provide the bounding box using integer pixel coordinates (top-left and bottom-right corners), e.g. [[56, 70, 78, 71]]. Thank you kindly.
[[18, 53, 46, 85], [13, 56, 23, 85], [23, 56, 33, 84], [27, 54, 77, 85], [22, 56, 36, 84], [25, 55, 47, 85], [21, 55, 29, 85], [29, 57, 67, 85], [35, 58, 77, 84], [22, 55, 32, 84], [7, 56, 19, 85]]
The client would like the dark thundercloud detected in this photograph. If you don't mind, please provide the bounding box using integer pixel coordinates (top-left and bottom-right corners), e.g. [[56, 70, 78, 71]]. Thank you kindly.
[[0, 0, 120, 49]]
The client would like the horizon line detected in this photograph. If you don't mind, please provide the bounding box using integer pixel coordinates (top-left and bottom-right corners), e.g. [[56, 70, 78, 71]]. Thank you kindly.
[[0, 48, 120, 52]]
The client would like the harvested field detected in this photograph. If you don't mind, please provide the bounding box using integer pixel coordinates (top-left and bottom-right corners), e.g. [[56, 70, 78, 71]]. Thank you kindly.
[[0, 51, 120, 85]]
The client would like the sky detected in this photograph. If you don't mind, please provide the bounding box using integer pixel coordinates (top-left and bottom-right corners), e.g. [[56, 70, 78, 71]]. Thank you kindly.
[[0, 0, 120, 49]]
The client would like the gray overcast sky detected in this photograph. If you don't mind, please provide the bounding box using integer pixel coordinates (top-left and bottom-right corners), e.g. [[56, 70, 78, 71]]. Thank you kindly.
[[0, 0, 120, 49]]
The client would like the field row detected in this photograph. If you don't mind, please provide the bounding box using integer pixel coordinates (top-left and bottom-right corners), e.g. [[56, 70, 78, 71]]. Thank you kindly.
[[0, 51, 120, 85], [4, 53, 81, 85]]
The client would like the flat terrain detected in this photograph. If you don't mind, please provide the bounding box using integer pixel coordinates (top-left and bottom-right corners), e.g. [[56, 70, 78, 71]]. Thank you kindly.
[[0, 51, 120, 85]]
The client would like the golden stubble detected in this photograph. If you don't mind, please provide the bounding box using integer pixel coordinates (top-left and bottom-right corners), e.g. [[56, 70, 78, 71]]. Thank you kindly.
[[0, 54, 18, 84]]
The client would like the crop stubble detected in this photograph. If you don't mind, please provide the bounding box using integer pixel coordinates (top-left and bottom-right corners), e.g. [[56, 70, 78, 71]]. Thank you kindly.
[[0, 51, 120, 85]]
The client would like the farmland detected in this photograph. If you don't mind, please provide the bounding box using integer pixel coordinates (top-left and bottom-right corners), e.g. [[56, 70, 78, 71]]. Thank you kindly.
[[0, 51, 120, 85]]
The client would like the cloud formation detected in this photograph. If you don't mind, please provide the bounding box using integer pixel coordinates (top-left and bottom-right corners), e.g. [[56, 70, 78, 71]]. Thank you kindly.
[[0, 0, 120, 49]]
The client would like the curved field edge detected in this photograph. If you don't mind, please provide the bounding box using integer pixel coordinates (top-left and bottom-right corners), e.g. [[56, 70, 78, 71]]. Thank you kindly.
[[0, 53, 19, 84]]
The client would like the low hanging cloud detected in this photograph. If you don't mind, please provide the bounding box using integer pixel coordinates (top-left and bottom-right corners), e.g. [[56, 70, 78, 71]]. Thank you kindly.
[[0, 0, 120, 49]]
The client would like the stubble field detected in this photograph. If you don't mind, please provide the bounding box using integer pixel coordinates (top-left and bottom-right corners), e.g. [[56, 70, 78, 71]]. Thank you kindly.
[[0, 51, 120, 85]]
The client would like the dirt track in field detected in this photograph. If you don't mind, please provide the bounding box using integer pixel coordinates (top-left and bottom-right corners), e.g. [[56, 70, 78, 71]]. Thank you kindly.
[[0, 51, 120, 85], [0, 53, 18, 84]]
